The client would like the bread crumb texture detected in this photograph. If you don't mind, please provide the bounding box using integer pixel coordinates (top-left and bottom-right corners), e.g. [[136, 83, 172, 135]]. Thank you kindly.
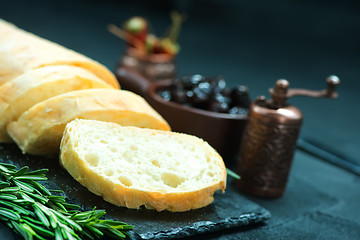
[[60, 119, 226, 212]]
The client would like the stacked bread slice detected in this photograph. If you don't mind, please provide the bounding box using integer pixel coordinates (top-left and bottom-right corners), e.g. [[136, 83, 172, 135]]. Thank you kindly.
[[7, 89, 171, 155], [0, 19, 118, 88], [0, 65, 113, 142], [0, 19, 226, 212]]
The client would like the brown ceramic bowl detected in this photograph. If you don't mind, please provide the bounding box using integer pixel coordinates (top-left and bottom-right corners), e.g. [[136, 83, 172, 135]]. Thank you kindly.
[[116, 67, 248, 164]]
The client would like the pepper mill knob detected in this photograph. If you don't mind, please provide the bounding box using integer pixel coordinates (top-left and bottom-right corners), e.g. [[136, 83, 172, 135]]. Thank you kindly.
[[271, 79, 290, 106], [326, 75, 340, 98]]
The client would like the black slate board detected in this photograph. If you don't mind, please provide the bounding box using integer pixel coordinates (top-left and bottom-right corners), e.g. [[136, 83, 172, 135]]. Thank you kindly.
[[0, 143, 270, 239]]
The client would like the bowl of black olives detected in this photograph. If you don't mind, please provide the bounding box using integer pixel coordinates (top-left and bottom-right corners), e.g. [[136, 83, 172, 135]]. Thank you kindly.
[[116, 69, 249, 163]]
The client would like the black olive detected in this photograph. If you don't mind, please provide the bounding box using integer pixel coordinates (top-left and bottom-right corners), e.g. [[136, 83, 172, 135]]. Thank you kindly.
[[210, 76, 227, 94], [158, 90, 171, 101], [189, 74, 205, 85], [209, 102, 230, 113], [179, 74, 205, 90], [229, 106, 248, 115], [231, 85, 251, 108], [185, 90, 194, 102], [220, 87, 232, 98], [212, 93, 231, 105], [171, 89, 187, 104], [190, 87, 209, 109]]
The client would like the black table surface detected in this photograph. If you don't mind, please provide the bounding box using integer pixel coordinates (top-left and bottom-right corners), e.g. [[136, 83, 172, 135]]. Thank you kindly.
[[1, 0, 360, 239]]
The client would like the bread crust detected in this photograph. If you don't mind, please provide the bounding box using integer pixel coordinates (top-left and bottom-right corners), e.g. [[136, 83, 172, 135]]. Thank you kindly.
[[0, 19, 119, 88], [60, 120, 227, 212], [0, 65, 113, 142], [7, 89, 170, 155]]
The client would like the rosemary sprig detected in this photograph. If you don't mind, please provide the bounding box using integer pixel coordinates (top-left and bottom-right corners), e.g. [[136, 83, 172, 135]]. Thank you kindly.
[[0, 163, 133, 240]]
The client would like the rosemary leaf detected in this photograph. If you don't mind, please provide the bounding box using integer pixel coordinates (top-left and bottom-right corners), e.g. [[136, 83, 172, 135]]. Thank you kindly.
[[226, 168, 241, 180], [93, 222, 111, 229], [23, 169, 48, 176], [0, 163, 17, 170], [61, 202, 81, 210], [104, 227, 127, 239], [22, 219, 54, 238], [21, 223, 37, 237], [47, 209, 58, 229], [0, 186, 20, 192], [22, 215, 44, 226], [32, 181, 52, 196], [101, 219, 131, 226], [59, 223, 79, 240], [25, 191, 48, 204], [70, 211, 92, 221], [52, 209, 82, 232], [0, 193, 17, 200], [0, 164, 13, 174], [19, 192, 35, 203], [113, 225, 134, 231], [33, 204, 50, 227], [11, 221, 32, 240], [12, 199, 33, 205], [0, 207, 21, 221], [0, 181, 10, 189], [0, 199, 29, 215], [13, 166, 29, 177], [14, 175, 47, 181], [63, 229, 78, 240], [81, 227, 96, 240], [54, 202, 68, 212], [13, 179, 36, 193], [48, 189, 63, 193], [54, 227, 62, 240], [48, 195, 66, 203], [86, 224, 104, 238]]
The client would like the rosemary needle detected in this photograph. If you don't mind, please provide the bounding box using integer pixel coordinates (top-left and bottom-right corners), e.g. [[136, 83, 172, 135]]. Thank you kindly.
[[0, 162, 133, 240], [226, 168, 241, 180]]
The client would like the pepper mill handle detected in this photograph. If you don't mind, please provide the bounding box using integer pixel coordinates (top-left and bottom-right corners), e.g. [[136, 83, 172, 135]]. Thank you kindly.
[[269, 75, 340, 103]]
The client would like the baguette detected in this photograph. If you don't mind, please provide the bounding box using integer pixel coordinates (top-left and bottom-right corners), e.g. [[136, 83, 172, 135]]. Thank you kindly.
[[7, 89, 170, 156], [0, 65, 113, 142], [0, 19, 119, 88], [60, 119, 226, 212]]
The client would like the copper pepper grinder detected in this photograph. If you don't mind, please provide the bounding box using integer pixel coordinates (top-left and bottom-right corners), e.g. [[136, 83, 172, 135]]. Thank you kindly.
[[235, 75, 340, 198]]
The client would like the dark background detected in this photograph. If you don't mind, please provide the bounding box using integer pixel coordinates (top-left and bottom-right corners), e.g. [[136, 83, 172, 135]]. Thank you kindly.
[[1, 0, 360, 239]]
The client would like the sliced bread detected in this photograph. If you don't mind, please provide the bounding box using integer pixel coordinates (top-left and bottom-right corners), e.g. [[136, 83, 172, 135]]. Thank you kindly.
[[0, 19, 119, 88], [60, 119, 226, 212], [7, 89, 170, 155], [0, 65, 113, 142]]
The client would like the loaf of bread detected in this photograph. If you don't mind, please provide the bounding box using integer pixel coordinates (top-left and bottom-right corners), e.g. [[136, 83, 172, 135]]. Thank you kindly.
[[0, 65, 113, 142], [7, 89, 170, 155], [0, 19, 119, 88], [1, 19, 226, 212], [60, 119, 226, 212]]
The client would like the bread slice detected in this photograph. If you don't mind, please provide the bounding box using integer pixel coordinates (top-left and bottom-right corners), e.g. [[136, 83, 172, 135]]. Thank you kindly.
[[0, 19, 119, 88], [60, 119, 226, 212], [0, 65, 113, 142], [7, 89, 170, 156]]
